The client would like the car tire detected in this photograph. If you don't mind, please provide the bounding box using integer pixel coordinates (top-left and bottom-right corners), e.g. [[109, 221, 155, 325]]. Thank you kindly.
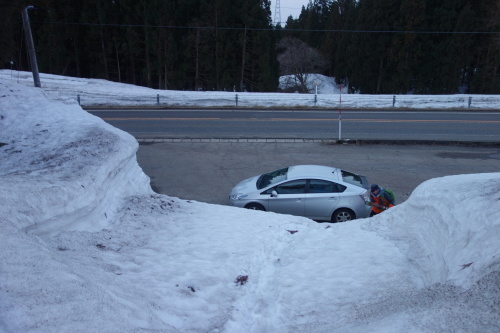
[[245, 203, 266, 211], [332, 208, 355, 222]]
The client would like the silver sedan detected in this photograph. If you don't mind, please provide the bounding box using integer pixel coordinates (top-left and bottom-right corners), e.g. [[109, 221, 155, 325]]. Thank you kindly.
[[229, 165, 371, 222]]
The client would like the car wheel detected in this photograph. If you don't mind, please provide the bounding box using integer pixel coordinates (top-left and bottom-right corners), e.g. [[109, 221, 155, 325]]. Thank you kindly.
[[332, 208, 355, 222], [245, 203, 265, 211]]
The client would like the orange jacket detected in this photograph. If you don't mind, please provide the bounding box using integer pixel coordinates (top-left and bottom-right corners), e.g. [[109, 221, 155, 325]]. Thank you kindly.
[[370, 191, 395, 214]]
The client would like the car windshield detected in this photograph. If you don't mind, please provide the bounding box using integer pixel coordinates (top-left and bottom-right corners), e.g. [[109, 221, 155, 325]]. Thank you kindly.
[[341, 170, 369, 189], [256, 167, 288, 189]]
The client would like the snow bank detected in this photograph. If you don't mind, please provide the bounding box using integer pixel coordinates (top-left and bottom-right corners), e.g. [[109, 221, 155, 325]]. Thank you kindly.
[[2, 70, 499, 109], [0, 82, 152, 236], [353, 174, 500, 332], [364, 173, 500, 289]]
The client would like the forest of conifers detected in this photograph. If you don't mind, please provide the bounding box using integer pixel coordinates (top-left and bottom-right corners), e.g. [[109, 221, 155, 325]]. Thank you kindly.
[[1, 0, 499, 94]]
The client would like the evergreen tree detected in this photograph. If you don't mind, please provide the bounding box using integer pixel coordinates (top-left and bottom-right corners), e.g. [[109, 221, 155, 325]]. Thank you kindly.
[[333, 0, 359, 87], [346, 0, 402, 93], [4, 0, 497, 93], [284, 0, 499, 94], [0, 1, 26, 68], [467, 0, 500, 93], [389, 0, 426, 93]]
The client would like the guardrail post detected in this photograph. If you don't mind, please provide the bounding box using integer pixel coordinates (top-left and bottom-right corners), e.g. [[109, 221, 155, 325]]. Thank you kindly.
[[236, 94, 238, 106], [77, 94, 80, 105], [314, 94, 317, 105], [393, 95, 396, 107], [468, 96, 472, 108], [157, 94, 160, 105]]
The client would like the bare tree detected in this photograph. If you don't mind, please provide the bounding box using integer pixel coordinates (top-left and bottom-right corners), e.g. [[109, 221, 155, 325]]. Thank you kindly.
[[277, 37, 327, 93]]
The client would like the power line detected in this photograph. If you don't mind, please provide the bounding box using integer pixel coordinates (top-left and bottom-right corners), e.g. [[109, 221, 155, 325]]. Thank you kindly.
[[36, 20, 500, 35], [283, 27, 500, 34]]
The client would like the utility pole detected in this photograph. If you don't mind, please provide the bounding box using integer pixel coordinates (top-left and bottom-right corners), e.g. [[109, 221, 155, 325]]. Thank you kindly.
[[22, 6, 41, 88]]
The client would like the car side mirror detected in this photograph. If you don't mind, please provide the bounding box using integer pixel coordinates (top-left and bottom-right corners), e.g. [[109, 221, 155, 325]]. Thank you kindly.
[[271, 190, 278, 197]]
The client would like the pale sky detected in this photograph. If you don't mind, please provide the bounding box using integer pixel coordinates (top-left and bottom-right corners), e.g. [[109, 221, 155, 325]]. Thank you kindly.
[[271, 0, 310, 24]]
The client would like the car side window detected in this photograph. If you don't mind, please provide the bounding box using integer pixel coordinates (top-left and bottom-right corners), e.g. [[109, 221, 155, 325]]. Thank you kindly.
[[263, 180, 307, 195], [308, 179, 346, 193]]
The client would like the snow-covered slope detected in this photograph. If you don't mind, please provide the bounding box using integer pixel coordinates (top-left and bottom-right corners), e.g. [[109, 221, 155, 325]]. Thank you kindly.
[[0, 80, 498, 332], [0, 82, 152, 236], [365, 174, 500, 289]]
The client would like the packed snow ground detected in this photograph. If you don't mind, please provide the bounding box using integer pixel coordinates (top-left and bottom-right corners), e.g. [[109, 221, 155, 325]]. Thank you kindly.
[[0, 74, 499, 332], [2, 70, 500, 109]]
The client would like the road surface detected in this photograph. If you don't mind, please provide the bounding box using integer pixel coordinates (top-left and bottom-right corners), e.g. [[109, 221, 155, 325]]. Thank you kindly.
[[87, 108, 500, 142]]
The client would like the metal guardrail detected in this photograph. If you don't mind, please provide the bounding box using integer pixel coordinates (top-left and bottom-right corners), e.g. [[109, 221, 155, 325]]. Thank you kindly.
[[75, 92, 500, 110]]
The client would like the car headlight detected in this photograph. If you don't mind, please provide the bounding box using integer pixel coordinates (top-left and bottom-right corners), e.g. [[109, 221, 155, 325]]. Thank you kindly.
[[230, 193, 248, 200]]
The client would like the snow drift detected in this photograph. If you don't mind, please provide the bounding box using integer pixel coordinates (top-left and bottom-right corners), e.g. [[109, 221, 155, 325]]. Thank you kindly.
[[0, 82, 152, 236], [0, 80, 498, 332]]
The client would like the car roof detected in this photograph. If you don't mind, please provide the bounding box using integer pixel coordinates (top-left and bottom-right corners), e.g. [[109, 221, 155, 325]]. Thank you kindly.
[[287, 165, 339, 180]]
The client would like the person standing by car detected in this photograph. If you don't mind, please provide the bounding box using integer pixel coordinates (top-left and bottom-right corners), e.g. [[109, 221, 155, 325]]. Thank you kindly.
[[369, 184, 395, 217]]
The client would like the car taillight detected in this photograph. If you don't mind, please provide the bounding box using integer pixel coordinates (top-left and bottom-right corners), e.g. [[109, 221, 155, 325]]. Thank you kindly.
[[360, 190, 369, 204]]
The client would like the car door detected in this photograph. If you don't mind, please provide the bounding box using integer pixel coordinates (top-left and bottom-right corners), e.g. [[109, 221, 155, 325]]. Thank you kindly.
[[304, 179, 346, 220], [266, 179, 307, 216]]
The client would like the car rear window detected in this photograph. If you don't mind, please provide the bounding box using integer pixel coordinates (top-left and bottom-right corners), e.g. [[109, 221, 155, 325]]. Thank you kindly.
[[341, 170, 368, 189], [257, 167, 288, 189]]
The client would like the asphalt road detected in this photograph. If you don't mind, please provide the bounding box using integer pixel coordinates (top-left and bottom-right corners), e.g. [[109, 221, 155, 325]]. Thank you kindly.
[[136, 141, 500, 207], [89, 109, 500, 142]]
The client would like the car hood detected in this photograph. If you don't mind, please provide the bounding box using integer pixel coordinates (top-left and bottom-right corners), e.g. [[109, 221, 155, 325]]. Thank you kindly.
[[230, 175, 260, 195]]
